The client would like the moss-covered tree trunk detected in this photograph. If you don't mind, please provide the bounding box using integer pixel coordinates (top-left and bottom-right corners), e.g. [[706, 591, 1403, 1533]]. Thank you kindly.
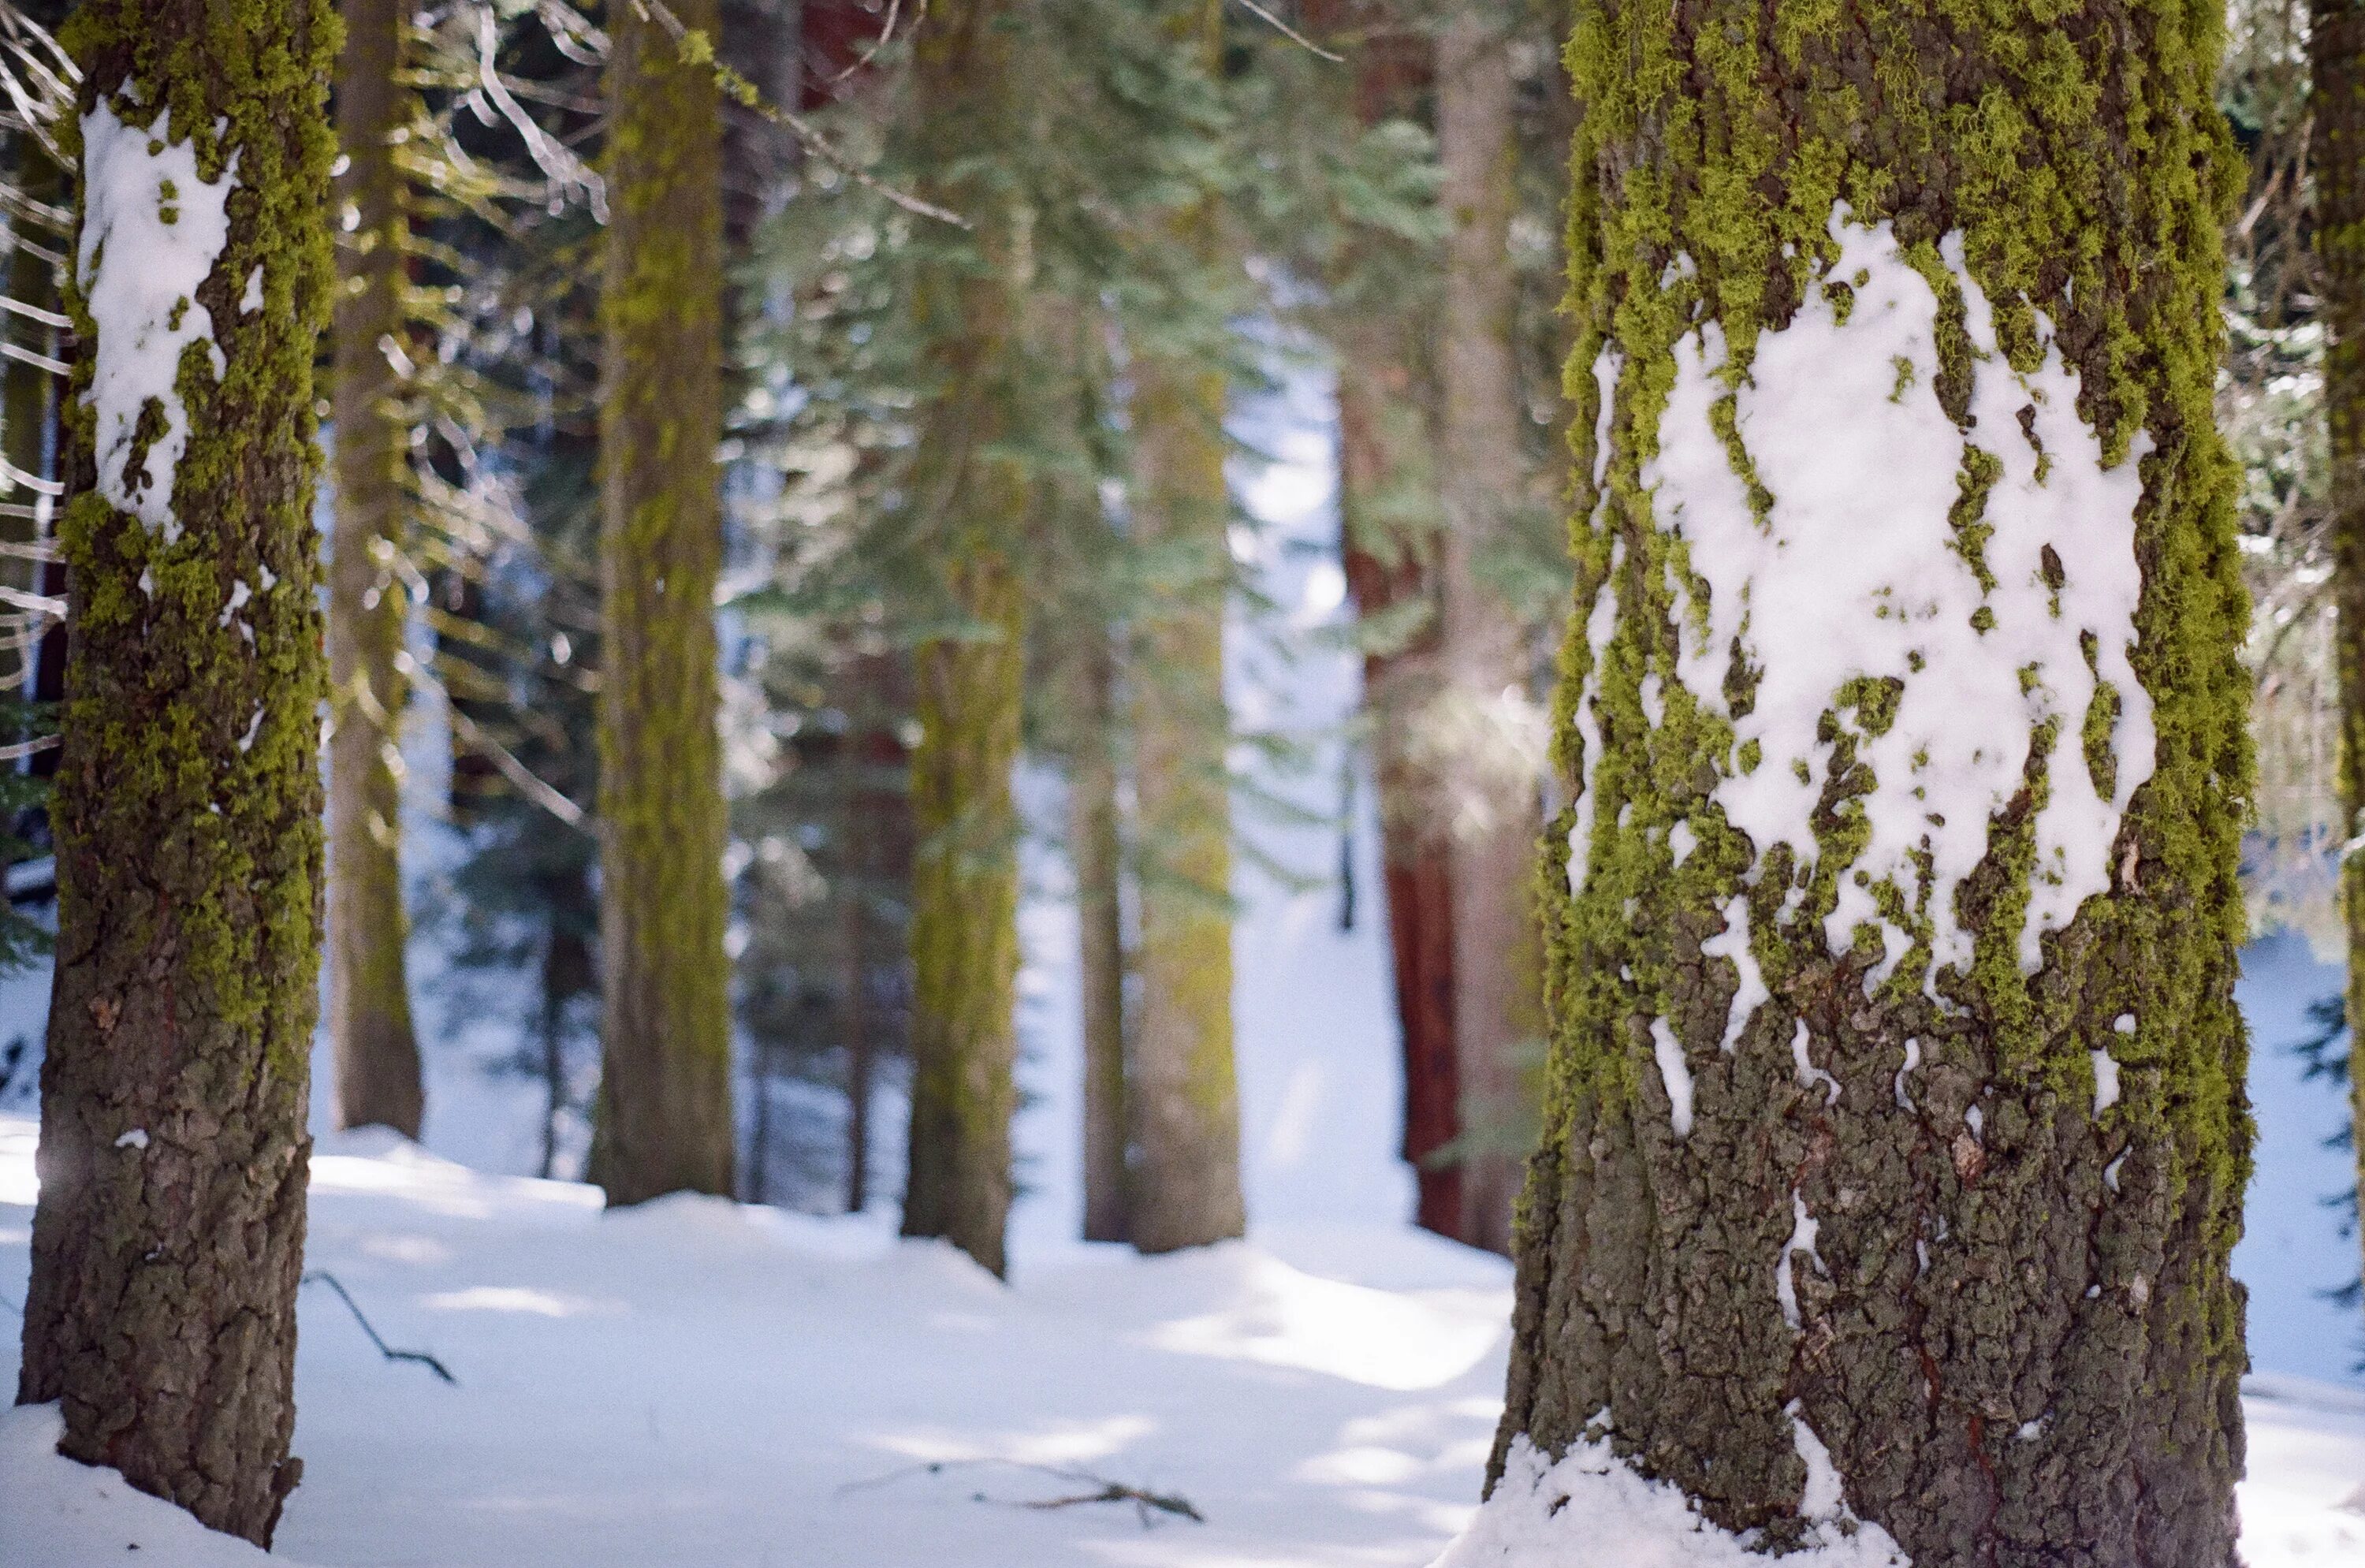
[[326, 0, 423, 1138], [1490, 2, 2251, 1561], [1435, 6, 1533, 1257], [16, 0, 335, 1544], [2316, 0, 2365, 1312], [898, 0, 1026, 1279], [1070, 625, 1130, 1242], [1126, 1, 1243, 1256], [587, 0, 735, 1205]]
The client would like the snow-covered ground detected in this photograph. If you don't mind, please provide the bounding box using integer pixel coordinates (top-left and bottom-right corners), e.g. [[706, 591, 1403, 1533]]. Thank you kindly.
[[3, 1115, 2362, 1566]]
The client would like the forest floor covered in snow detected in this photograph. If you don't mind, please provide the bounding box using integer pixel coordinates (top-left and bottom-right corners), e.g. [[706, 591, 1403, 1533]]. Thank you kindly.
[[3, 1111, 2363, 1567]]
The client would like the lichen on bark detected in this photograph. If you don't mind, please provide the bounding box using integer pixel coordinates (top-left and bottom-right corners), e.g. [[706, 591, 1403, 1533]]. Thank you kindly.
[[17, 0, 337, 1543], [1498, 1, 2253, 1561]]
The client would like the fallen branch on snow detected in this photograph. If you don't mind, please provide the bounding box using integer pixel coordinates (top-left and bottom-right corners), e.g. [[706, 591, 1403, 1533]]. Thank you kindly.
[[838, 1457, 1205, 1528], [302, 1272, 458, 1385]]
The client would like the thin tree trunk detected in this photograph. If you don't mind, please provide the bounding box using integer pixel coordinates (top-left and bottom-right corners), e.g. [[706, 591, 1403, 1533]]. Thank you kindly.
[[1434, 8, 1534, 1257], [328, 0, 424, 1138], [586, 0, 736, 1205], [1492, 3, 2250, 1560], [2316, 0, 2365, 1322], [897, 0, 1027, 1277], [1127, 0, 1243, 1256], [18, 1, 335, 1542], [1071, 626, 1130, 1242]]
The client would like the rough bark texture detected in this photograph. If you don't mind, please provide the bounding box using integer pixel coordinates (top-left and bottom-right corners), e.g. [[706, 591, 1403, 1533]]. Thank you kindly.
[[1435, 8, 1534, 1258], [897, 0, 1026, 1279], [326, 0, 423, 1139], [1071, 628, 1130, 1242], [17, 0, 336, 1544], [1495, 3, 2251, 1562], [2317, 0, 2365, 1312], [1127, 4, 1244, 1255], [587, 0, 736, 1205]]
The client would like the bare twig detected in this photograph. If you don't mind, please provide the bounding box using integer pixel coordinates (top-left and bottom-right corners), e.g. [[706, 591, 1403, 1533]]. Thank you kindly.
[[825, 0, 923, 84], [1227, 0, 1342, 61], [836, 1458, 1205, 1529], [301, 1271, 460, 1384], [635, 0, 970, 229]]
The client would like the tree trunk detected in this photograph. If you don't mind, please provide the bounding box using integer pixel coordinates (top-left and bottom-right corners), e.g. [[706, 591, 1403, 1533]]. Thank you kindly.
[[2317, 0, 2365, 1322], [1434, 8, 1535, 1257], [897, 0, 1026, 1279], [1491, 4, 2251, 1562], [327, 0, 424, 1139], [1071, 626, 1130, 1242], [17, 0, 335, 1543], [842, 885, 871, 1213], [587, 0, 736, 1205], [1127, 3, 1243, 1256], [1320, 0, 1465, 1245]]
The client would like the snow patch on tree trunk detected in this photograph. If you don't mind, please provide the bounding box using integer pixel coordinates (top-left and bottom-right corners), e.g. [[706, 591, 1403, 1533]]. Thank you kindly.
[[1646, 211, 2153, 1024], [78, 102, 239, 546], [1437, 1432, 1909, 1566]]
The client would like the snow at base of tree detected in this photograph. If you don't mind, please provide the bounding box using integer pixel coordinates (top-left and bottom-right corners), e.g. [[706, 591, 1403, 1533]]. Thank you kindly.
[[1434, 1432, 1908, 1568], [77, 101, 238, 546], [2, 1112, 2361, 1566]]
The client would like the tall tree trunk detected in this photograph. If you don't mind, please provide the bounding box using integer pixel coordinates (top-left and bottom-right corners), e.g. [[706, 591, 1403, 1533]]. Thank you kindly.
[[1489, 3, 2250, 1561], [18, 0, 335, 1543], [328, 0, 424, 1139], [1319, 0, 1464, 1244], [841, 885, 871, 1212], [1434, 7, 1534, 1257], [1127, 1, 1243, 1256], [898, 0, 1026, 1279], [587, 0, 736, 1205], [2317, 0, 2365, 1324], [1071, 626, 1130, 1242]]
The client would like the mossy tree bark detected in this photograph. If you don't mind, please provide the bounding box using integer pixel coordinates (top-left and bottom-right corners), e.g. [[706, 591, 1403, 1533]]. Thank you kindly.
[[1126, 1, 1243, 1257], [1494, 2, 2251, 1562], [897, 0, 1026, 1279], [587, 0, 736, 1205], [326, 0, 423, 1139], [1435, 6, 1533, 1257], [2315, 0, 2365, 1309], [17, 0, 336, 1544]]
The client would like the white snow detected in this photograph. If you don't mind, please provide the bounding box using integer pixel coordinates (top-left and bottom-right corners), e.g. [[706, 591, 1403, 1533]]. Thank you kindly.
[[1644, 210, 2155, 1004], [1785, 1402, 1847, 1520], [2114, 1012, 2137, 1035], [77, 102, 239, 546], [1776, 1188, 1823, 1331], [1791, 1018, 1840, 1105], [111, 1128, 146, 1150], [239, 264, 263, 314], [1436, 1432, 1908, 1568], [1699, 895, 1765, 1054], [1566, 540, 1623, 895], [1894, 1036, 1921, 1111], [1649, 1016, 1695, 1138], [2091, 1048, 2121, 1115]]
